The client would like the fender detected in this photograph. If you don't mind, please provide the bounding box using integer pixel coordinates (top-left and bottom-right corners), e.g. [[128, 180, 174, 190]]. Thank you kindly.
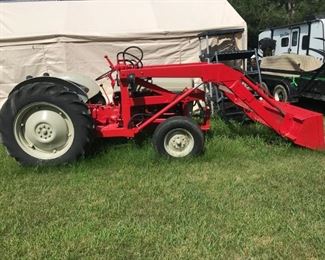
[[9, 74, 100, 102], [52, 73, 100, 99]]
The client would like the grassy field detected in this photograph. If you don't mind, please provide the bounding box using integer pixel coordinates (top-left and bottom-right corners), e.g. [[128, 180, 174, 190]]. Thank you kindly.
[[0, 109, 324, 258]]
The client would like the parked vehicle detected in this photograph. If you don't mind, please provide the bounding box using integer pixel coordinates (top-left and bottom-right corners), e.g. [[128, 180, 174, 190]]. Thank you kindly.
[[258, 17, 325, 102], [259, 16, 325, 62], [259, 54, 325, 102]]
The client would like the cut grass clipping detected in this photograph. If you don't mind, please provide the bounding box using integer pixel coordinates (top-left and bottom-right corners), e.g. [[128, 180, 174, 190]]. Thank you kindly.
[[0, 119, 324, 259]]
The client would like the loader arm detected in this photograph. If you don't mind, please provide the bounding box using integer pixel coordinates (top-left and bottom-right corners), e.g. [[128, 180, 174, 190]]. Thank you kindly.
[[120, 63, 325, 150]]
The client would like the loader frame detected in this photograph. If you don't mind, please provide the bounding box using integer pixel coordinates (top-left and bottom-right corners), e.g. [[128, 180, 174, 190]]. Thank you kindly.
[[89, 54, 325, 150]]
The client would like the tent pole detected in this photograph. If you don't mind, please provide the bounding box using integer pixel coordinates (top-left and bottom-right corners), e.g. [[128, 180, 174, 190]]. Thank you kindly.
[[206, 35, 215, 115]]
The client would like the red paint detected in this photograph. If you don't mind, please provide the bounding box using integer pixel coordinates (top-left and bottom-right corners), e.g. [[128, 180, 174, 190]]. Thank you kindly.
[[89, 56, 325, 150]]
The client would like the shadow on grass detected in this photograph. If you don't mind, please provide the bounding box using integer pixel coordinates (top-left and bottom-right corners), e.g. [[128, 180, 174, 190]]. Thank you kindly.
[[86, 98, 325, 161], [207, 118, 288, 147], [87, 118, 291, 163], [85, 126, 156, 158]]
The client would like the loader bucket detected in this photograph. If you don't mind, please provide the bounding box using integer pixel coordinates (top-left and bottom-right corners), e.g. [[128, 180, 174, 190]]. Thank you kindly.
[[267, 101, 325, 150], [220, 81, 325, 150]]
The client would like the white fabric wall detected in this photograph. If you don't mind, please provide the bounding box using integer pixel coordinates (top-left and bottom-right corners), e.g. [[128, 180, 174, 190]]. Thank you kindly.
[[0, 0, 247, 106]]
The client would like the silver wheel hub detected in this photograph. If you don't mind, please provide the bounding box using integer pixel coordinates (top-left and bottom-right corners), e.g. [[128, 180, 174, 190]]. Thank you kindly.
[[171, 135, 188, 150], [164, 128, 194, 157], [14, 102, 75, 160], [35, 123, 55, 142]]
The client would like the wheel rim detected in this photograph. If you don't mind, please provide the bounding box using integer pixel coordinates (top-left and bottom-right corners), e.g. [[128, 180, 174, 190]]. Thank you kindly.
[[14, 102, 75, 160], [274, 86, 288, 102], [164, 128, 194, 157]]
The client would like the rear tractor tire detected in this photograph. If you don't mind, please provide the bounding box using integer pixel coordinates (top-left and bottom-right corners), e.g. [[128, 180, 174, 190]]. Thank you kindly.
[[0, 82, 93, 165], [152, 116, 204, 158]]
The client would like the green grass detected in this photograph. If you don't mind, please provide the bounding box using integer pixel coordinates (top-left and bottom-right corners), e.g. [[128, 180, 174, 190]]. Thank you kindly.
[[0, 119, 324, 259]]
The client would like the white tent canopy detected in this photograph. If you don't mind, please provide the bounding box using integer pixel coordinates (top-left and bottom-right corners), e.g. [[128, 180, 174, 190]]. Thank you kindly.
[[0, 0, 247, 105]]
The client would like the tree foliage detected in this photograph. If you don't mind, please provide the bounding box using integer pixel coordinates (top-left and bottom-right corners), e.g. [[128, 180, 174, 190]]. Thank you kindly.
[[228, 0, 325, 48]]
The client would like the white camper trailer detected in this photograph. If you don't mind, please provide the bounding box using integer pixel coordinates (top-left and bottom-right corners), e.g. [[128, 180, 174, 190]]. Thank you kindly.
[[0, 0, 247, 107], [258, 18, 325, 103], [259, 17, 325, 62]]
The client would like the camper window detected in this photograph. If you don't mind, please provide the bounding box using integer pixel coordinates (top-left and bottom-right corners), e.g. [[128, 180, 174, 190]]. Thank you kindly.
[[281, 37, 289, 47], [292, 31, 298, 46], [302, 35, 309, 50]]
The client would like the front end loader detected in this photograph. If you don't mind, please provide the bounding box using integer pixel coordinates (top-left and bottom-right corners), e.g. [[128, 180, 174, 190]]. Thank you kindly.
[[0, 46, 324, 165]]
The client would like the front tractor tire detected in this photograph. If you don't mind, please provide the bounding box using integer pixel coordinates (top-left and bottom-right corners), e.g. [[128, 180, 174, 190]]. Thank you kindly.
[[152, 116, 204, 158], [0, 83, 93, 165]]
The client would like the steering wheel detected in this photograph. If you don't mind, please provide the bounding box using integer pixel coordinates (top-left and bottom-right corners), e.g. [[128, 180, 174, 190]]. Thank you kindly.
[[117, 46, 144, 68]]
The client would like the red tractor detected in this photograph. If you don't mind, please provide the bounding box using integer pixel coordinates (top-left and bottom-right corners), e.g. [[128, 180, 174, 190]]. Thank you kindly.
[[0, 46, 324, 165]]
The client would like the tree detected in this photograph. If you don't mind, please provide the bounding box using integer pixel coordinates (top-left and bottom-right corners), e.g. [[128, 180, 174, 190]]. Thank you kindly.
[[229, 0, 325, 48]]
